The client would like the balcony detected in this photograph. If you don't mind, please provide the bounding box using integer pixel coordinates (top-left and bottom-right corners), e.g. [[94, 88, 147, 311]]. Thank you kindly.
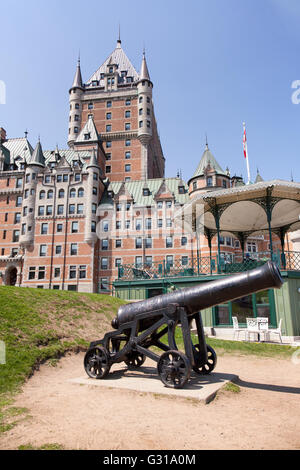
[[117, 250, 300, 281]]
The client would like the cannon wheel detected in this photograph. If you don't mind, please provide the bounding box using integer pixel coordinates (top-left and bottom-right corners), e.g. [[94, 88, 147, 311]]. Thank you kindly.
[[124, 351, 146, 368], [84, 346, 110, 379], [192, 344, 217, 375], [157, 350, 191, 389]]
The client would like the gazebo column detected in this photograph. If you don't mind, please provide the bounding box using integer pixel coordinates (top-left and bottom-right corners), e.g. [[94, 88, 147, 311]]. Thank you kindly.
[[266, 188, 274, 259], [214, 210, 222, 273], [204, 228, 213, 274], [237, 232, 246, 262]]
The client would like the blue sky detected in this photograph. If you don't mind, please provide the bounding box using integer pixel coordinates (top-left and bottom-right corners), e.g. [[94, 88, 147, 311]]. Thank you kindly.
[[1, 0, 300, 183]]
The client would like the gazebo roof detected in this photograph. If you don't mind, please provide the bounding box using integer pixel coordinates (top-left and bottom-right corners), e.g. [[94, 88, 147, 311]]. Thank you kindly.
[[176, 179, 300, 236]]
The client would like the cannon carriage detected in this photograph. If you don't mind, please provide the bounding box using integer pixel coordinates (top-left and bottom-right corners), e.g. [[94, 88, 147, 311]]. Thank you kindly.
[[84, 261, 283, 389]]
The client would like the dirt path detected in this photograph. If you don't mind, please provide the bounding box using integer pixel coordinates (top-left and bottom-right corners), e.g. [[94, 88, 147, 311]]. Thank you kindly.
[[1, 352, 300, 450]]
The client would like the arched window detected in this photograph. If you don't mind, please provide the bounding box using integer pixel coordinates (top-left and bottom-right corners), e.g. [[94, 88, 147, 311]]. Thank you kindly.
[[47, 190, 54, 199], [70, 188, 76, 198], [39, 190, 45, 200], [78, 188, 84, 198], [58, 189, 65, 199]]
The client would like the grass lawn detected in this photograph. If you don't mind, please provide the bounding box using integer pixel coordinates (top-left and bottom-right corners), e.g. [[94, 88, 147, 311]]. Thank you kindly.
[[0, 285, 124, 431]]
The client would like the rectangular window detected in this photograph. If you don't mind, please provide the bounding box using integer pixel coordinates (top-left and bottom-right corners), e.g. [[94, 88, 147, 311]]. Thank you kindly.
[[91, 221, 96, 233], [69, 265, 77, 279], [55, 245, 62, 255], [70, 244, 78, 256], [79, 265, 86, 279], [16, 196, 22, 207], [106, 125, 112, 132], [46, 206, 53, 216], [106, 166, 111, 173], [15, 213, 21, 223], [100, 278, 109, 291], [72, 221, 79, 233], [166, 218, 172, 228], [135, 256, 143, 268], [125, 111, 131, 118], [125, 164, 131, 172], [101, 258, 108, 270], [107, 101, 112, 108], [54, 267, 60, 278], [106, 112, 112, 120], [136, 237, 142, 249], [125, 123, 131, 131], [57, 205, 64, 215], [106, 141, 112, 148], [125, 151, 131, 159], [136, 219, 142, 231], [116, 221, 121, 230], [125, 140, 131, 147], [69, 204, 75, 215], [181, 236, 187, 246], [41, 223, 48, 235], [105, 153, 111, 161], [166, 237, 173, 248], [115, 239, 122, 248], [115, 258, 122, 267], [103, 221, 109, 232], [28, 267, 36, 280], [38, 266, 45, 280], [145, 256, 152, 267], [57, 223, 63, 233], [166, 255, 174, 267], [13, 230, 20, 242], [16, 178, 23, 188], [145, 218, 152, 229], [157, 219, 163, 228], [101, 239, 108, 251], [21, 224, 26, 235], [40, 245, 47, 257], [145, 237, 152, 248]]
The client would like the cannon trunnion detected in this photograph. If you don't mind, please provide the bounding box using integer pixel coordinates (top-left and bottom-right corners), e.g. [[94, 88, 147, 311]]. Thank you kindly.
[[84, 262, 283, 389]]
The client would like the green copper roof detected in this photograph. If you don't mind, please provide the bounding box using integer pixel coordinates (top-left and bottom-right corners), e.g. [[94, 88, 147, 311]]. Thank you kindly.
[[191, 144, 227, 179], [101, 177, 189, 207], [29, 140, 45, 167]]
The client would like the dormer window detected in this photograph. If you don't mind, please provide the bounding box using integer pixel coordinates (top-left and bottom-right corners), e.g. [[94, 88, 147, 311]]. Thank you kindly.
[[84, 133, 91, 140], [109, 66, 114, 74], [126, 77, 133, 83], [207, 176, 213, 187], [178, 186, 185, 194], [121, 71, 127, 78], [143, 188, 150, 196], [100, 73, 105, 80], [88, 103, 93, 110], [92, 80, 98, 86]]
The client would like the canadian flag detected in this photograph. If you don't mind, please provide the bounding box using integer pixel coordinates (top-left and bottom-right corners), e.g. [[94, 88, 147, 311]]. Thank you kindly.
[[243, 123, 248, 159]]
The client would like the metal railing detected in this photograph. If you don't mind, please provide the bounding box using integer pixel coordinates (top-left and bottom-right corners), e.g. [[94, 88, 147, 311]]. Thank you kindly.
[[117, 251, 300, 281]]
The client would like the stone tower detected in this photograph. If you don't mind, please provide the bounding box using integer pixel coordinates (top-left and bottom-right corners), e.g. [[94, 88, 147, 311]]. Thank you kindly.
[[67, 39, 165, 182]]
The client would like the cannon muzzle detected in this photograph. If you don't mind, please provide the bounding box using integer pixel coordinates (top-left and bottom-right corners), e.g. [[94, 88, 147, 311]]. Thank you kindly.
[[112, 261, 283, 331]]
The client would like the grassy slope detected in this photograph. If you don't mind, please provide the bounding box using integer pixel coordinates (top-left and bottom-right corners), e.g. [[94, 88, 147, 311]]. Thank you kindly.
[[0, 286, 124, 400]]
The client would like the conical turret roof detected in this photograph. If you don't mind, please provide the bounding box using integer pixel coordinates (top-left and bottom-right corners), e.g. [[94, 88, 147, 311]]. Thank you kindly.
[[71, 59, 83, 89], [255, 169, 264, 183], [139, 52, 151, 81], [87, 148, 100, 169], [29, 140, 45, 167], [190, 143, 227, 180]]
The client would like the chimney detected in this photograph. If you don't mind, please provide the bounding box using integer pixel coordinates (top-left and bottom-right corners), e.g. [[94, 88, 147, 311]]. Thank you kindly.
[[0, 128, 7, 143]]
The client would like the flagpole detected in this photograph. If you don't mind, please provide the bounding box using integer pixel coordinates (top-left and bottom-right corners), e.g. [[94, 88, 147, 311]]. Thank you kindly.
[[243, 122, 251, 185]]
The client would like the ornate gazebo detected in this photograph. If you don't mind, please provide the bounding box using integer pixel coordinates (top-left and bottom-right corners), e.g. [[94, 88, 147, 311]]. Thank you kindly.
[[184, 179, 300, 270]]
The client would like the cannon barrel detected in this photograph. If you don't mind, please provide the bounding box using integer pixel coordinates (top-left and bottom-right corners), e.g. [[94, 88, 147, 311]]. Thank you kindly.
[[112, 261, 283, 330]]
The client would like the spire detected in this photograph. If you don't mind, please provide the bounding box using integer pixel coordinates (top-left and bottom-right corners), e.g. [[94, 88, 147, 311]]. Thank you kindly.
[[71, 57, 83, 89], [29, 140, 45, 167], [255, 168, 264, 183], [117, 24, 121, 48], [139, 50, 151, 81]]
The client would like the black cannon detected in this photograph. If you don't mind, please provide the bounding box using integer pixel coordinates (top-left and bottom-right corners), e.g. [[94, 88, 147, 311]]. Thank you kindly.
[[84, 261, 283, 389]]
